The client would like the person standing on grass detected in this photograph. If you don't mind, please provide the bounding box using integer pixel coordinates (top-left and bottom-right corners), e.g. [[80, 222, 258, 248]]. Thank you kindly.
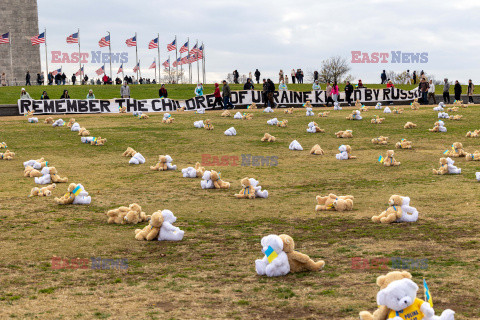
[[313, 70, 319, 82], [267, 78, 276, 108], [418, 77, 429, 104], [243, 78, 254, 90], [331, 81, 339, 103], [291, 69, 296, 84], [454, 80, 462, 102], [1, 72, 6, 86], [40, 91, 49, 99], [413, 71, 417, 84], [279, 69, 284, 83], [262, 79, 268, 106], [278, 79, 287, 91], [387, 80, 395, 104], [222, 80, 234, 109], [284, 75, 288, 84], [344, 81, 353, 106], [20, 88, 32, 100], [121, 81, 131, 98], [25, 71, 31, 86], [443, 78, 450, 104], [62, 72, 67, 85], [427, 79, 436, 104], [312, 80, 321, 91], [325, 82, 333, 107], [158, 84, 168, 98], [233, 70, 239, 84], [60, 89, 70, 99], [86, 89, 95, 99], [406, 70, 412, 84], [381, 70, 387, 84], [254, 69, 260, 84], [468, 79, 474, 104], [195, 83, 204, 96], [72, 74, 76, 86], [36, 73, 41, 85], [213, 83, 223, 109]]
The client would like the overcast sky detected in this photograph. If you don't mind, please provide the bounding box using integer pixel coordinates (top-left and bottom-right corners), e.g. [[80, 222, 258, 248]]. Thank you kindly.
[[38, 0, 480, 84]]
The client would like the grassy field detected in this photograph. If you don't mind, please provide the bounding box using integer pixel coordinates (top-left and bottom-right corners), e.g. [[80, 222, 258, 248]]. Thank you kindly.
[[0, 83, 473, 104], [0, 104, 479, 319]]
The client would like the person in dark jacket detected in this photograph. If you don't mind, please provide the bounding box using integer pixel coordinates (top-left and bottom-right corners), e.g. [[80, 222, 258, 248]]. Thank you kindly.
[[72, 74, 76, 85], [254, 69, 260, 84], [418, 78, 429, 104], [60, 90, 70, 99], [222, 80, 234, 109], [313, 71, 319, 82], [266, 78, 276, 108], [40, 91, 49, 100], [454, 80, 462, 101], [25, 71, 31, 86], [380, 70, 387, 84], [61, 72, 67, 85], [55, 73, 62, 85], [36, 73, 42, 85], [412, 71, 417, 84], [159, 84, 168, 98], [467, 79, 474, 103], [344, 81, 354, 106], [262, 79, 268, 107], [213, 83, 223, 109], [233, 70, 239, 84], [243, 78, 254, 90]]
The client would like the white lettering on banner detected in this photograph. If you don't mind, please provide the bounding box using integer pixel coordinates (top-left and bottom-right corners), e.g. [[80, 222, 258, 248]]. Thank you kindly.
[[17, 89, 421, 115]]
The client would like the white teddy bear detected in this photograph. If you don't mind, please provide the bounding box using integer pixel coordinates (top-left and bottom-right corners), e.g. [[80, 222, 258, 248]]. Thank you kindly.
[[200, 171, 214, 189], [383, 106, 392, 113], [249, 178, 268, 198], [72, 184, 92, 205], [165, 155, 177, 170], [224, 127, 237, 136], [52, 119, 65, 127], [24, 159, 44, 170], [351, 110, 362, 120], [71, 122, 80, 131], [129, 152, 146, 165], [335, 145, 349, 160], [263, 107, 274, 113], [377, 278, 455, 320], [306, 121, 319, 133], [375, 102, 383, 110], [132, 111, 142, 116], [195, 108, 205, 114], [181, 167, 197, 178], [433, 103, 444, 111], [255, 234, 290, 277], [163, 113, 172, 121], [28, 117, 38, 123], [446, 157, 461, 174], [476, 172, 480, 181], [289, 140, 303, 151], [267, 118, 278, 125], [34, 167, 52, 185], [233, 112, 242, 119], [194, 120, 204, 128], [438, 112, 449, 119], [306, 107, 314, 116], [81, 137, 96, 144], [158, 210, 184, 241], [437, 120, 447, 132], [396, 196, 419, 223], [334, 102, 342, 110]]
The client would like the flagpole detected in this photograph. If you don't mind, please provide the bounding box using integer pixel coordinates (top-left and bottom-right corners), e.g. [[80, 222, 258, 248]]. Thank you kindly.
[[157, 33, 160, 83], [187, 37, 191, 84], [107, 31, 112, 81], [196, 40, 199, 84], [44, 28, 49, 82], [134, 32, 139, 81], [202, 42, 205, 84], [175, 35, 178, 84], [139, 60, 142, 79], [154, 58, 157, 83], [169, 55, 171, 84], [9, 32, 13, 86], [180, 53, 183, 84]]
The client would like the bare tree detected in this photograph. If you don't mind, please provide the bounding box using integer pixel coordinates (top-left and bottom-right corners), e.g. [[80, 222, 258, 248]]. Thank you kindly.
[[318, 56, 351, 83]]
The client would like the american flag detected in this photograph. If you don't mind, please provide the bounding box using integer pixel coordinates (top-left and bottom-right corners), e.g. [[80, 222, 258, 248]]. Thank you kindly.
[[148, 37, 158, 49], [179, 41, 189, 53], [126, 35, 136, 47], [98, 34, 110, 47], [167, 39, 176, 51], [96, 65, 105, 75], [31, 32, 46, 45], [162, 58, 170, 68], [198, 45, 204, 59], [117, 63, 123, 74], [149, 60, 156, 69], [180, 55, 189, 65], [0, 32, 10, 44], [190, 43, 198, 54], [133, 62, 140, 73], [75, 66, 84, 76], [172, 57, 181, 67], [51, 67, 62, 76], [66, 32, 79, 44]]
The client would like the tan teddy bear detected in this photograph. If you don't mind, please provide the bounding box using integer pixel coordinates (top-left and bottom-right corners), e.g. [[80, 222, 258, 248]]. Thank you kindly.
[[194, 162, 205, 177], [234, 177, 255, 198], [261, 133, 276, 142], [139, 114, 149, 119], [360, 105, 369, 112], [279, 234, 325, 272], [303, 101, 312, 108], [382, 150, 401, 166], [242, 113, 253, 120], [344, 145, 357, 159], [134, 210, 164, 241], [91, 137, 107, 146], [221, 110, 231, 117], [307, 122, 325, 133], [247, 102, 257, 109], [54, 183, 77, 205], [432, 158, 449, 175], [371, 116, 385, 124], [24, 166, 43, 177], [372, 136, 388, 145], [392, 107, 404, 114], [178, 106, 185, 112], [162, 116, 173, 123], [211, 170, 230, 189], [359, 271, 413, 320], [371, 195, 403, 223], [78, 127, 90, 136], [466, 151, 480, 161], [277, 119, 288, 127], [410, 98, 420, 110], [66, 118, 76, 128], [106, 205, 130, 224], [335, 130, 353, 138], [445, 142, 467, 157], [29, 183, 56, 197], [204, 119, 214, 130], [119, 106, 127, 113], [315, 193, 354, 212], [0, 150, 15, 160], [48, 167, 68, 183], [466, 129, 479, 137], [0, 142, 7, 149], [310, 144, 324, 155], [316, 112, 328, 118], [448, 115, 462, 120], [395, 139, 412, 149], [122, 147, 136, 157], [44, 117, 54, 124], [447, 106, 459, 112], [284, 108, 293, 114], [355, 99, 362, 108], [124, 203, 150, 224], [150, 155, 168, 171], [404, 122, 417, 129]]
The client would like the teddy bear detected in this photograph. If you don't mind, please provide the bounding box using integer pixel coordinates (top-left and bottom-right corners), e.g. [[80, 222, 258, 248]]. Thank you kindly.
[[333, 102, 342, 110], [410, 98, 420, 110], [29, 183, 56, 197], [25, 110, 34, 117], [355, 99, 362, 108], [24, 158, 47, 170], [335, 130, 353, 138], [122, 147, 136, 157], [132, 111, 142, 117], [54, 183, 79, 205], [261, 133, 276, 142], [119, 106, 127, 113], [359, 271, 414, 320], [377, 278, 455, 320], [310, 144, 324, 155], [178, 106, 185, 111], [158, 210, 184, 241], [234, 177, 256, 198], [28, 117, 38, 123], [284, 107, 293, 114], [375, 102, 383, 110], [395, 139, 412, 149], [81, 137, 96, 144], [454, 99, 464, 106], [448, 115, 462, 120], [305, 107, 314, 116], [242, 113, 253, 120], [36, 167, 68, 185], [434, 102, 445, 111], [346, 110, 362, 120], [249, 178, 268, 198], [318, 111, 329, 117], [44, 117, 54, 124], [277, 119, 288, 127], [204, 119, 214, 130], [78, 128, 90, 136], [135, 210, 164, 241], [466, 151, 480, 161], [279, 234, 325, 272], [66, 118, 76, 128], [194, 120, 204, 128], [371, 115, 385, 124], [162, 113, 174, 123], [129, 151, 146, 165], [200, 171, 214, 189], [267, 118, 278, 125], [392, 107, 404, 114], [447, 106, 459, 112], [306, 121, 325, 133], [438, 112, 450, 119], [106, 204, 131, 224], [372, 136, 388, 145], [404, 122, 417, 129], [372, 195, 418, 223], [315, 193, 354, 212], [211, 170, 230, 189], [263, 106, 274, 113], [303, 101, 312, 108], [224, 127, 237, 136], [52, 119, 65, 127], [336, 145, 356, 160], [432, 158, 449, 175], [255, 234, 290, 277], [24, 166, 43, 177], [124, 204, 150, 224], [360, 105, 369, 112], [445, 142, 467, 157], [221, 110, 231, 117], [233, 112, 242, 119], [466, 129, 479, 137], [70, 122, 80, 131], [49, 167, 68, 183], [289, 140, 303, 151], [383, 106, 392, 113], [382, 150, 401, 166], [150, 155, 168, 171], [429, 121, 447, 132], [91, 137, 107, 146], [247, 102, 257, 109], [0, 150, 15, 160], [195, 108, 205, 114], [445, 157, 461, 174], [182, 162, 205, 178], [138, 114, 149, 119], [0, 142, 7, 149]]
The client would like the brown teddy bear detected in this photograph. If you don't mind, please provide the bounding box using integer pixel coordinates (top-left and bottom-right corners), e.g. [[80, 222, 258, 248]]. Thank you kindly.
[[310, 144, 324, 155], [355, 99, 362, 108], [318, 111, 329, 117], [360, 105, 369, 112], [372, 136, 388, 145], [448, 114, 462, 120], [279, 234, 325, 272], [466, 129, 479, 137], [29, 183, 56, 197], [395, 139, 412, 149], [24, 166, 43, 177], [162, 116, 173, 123], [410, 98, 420, 110], [107, 205, 130, 224], [122, 147, 136, 157], [447, 106, 459, 112], [194, 162, 205, 176], [124, 203, 150, 224], [307, 122, 325, 133], [315, 193, 354, 212], [139, 114, 149, 119], [204, 119, 214, 130], [221, 110, 231, 117], [303, 101, 312, 108], [242, 113, 253, 120], [119, 106, 127, 113], [135, 210, 164, 241], [371, 115, 385, 124], [44, 117, 54, 124], [284, 108, 293, 114], [0, 150, 15, 160], [466, 151, 480, 161], [78, 127, 90, 136], [392, 107, 404, 114], [150, 155, 168, 171], [54, 183, 77, 204], [261, 133, 276, 142], [49, 167, 68, 183], [178, 106, 185, 112], [359, 271, 413, 320], [403, 122, 417, 129], [211, 170, 230, 189], [371, 195, 403, 223], [454, 99, 466, 107], [234, 177, 255, 198], [248, 102, 257, 109], [445, 142, 467, 157], [335, 130, 353, 138], [66, 118, 76, 128], [91, 137, 107, 146], [277, 120, 288, 127], [0, 142, 7, 149], [382, 150, 401, 166], [432, 158, 449, 175]]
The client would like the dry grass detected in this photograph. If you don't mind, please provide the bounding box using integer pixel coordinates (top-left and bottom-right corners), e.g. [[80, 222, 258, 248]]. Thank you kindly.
[[0, 105, 479, 319]]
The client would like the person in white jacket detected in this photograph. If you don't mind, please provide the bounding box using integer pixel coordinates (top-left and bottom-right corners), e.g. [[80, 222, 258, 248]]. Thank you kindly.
[[427, 79, 436, 104]]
